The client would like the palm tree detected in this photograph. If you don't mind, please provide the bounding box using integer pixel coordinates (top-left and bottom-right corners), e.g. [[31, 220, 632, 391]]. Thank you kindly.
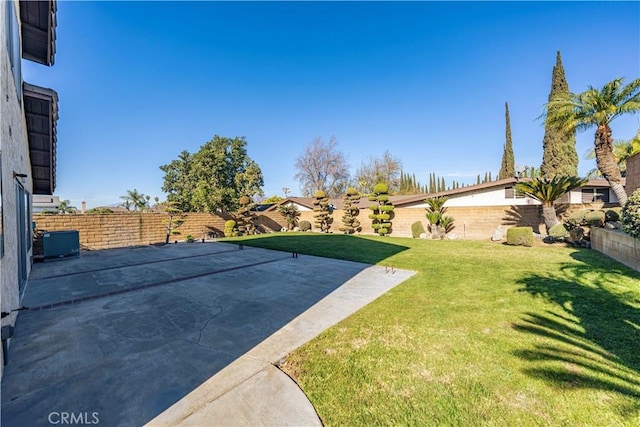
[[516, 176, 587, 233], [584, 128, 640, 177], [121, 189, 149, 212], [545, 78, 640, 205], [276, 204, 300, 230], [56, 200, 77, 214]]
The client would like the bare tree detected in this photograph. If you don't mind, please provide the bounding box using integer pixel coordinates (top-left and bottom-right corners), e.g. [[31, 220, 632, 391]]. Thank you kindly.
[[355, 150, 402, 194], [294, 136, 350, 198]]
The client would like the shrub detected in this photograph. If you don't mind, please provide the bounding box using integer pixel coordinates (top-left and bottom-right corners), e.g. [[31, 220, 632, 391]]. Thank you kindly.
[[506, 227, 533, 247], [185, 235, 195, 243], [299, 220, 311, 232], [411, 221, 426, 238], [564, 209, 589, 230], [224, 220, 238, 237], [548, 223, 569, 240], [585, 210, 605, 228], [604, 208, 621, 222], [622, 188, 640, 238], [87, 208, 114, 214]]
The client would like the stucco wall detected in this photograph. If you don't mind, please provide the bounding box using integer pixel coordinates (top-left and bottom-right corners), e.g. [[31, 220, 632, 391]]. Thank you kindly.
[[591, 228, 639, 272], [1, 0, 34, 371], [626, 153, 640, 197]]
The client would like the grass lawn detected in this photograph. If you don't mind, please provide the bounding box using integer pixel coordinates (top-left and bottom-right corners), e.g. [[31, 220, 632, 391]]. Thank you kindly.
[[224, 233, 640, 426]]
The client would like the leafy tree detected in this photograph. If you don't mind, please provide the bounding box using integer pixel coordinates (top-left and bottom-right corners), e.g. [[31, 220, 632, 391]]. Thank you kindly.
[[368, 183, 394, 236], [498, 102, 515, 179], [545, 77, 640, 205], [160, 136, 264, 212], [355, 150, 402, 194], [516, 176, 587, 233], [294, 136, 349, 198], [159, 150, 193, 212], [262, 195, 283, 204], [540, 51, 578, 178], [339, 187, 361, 234], [312, 190, 332, 232], [277, 204, 300, 231]]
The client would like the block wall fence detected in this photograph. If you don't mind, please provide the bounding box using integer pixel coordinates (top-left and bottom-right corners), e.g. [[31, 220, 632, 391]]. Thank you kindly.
[[34, 204, 598, 252], [626, 153, 640, 197]]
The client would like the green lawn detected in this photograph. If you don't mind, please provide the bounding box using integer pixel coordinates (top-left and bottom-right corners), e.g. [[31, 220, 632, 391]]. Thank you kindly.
[[224, 233, 640, 426]]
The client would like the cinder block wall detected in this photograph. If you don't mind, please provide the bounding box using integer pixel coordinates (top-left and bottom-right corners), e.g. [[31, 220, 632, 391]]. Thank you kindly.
[[300, 204, 596, 239], [33, 212, 287, 251], [591, 228, 639, 272], [626, 153, 640, 197], [34, 204, 601, 252]]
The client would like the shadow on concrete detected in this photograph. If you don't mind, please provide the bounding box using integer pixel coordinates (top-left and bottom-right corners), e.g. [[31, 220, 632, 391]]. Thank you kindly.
[[512, 248, 640, 398], [1, 240, 407, 426], [231, 233, 410, 265]]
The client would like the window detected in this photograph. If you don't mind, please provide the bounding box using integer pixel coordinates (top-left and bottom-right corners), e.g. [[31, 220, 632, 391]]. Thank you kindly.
[[581, 188, 609, 203], [505, 186, 525, 199], [5, 0, 22, 103]]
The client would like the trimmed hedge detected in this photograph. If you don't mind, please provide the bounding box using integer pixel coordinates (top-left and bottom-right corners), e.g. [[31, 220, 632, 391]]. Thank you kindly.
[[506, 226, 533, 247], [585, 210, 605, 228], [299, 220, 311, 232], [548, 223, 569, 240], [411, 221, 426, 238]]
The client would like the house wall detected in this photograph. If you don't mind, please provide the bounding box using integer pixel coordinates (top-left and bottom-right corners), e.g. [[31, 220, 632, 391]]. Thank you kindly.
[[591, 228, 640, 272], [403, 186, 539, 208], [626, 153, 640, 197], [1, 0, 34, 371], [32, 212, 287, 251]]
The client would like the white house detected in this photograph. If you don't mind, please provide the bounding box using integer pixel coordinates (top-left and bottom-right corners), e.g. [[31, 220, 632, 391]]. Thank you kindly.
[[1, 0, 57, 373]]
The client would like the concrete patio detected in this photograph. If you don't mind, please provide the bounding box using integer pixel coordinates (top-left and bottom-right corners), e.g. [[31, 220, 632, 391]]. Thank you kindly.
[[1, 242, 414, 426]]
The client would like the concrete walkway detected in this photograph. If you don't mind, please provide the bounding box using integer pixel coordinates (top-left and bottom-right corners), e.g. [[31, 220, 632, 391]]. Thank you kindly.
[[1, 242, 414, 426]]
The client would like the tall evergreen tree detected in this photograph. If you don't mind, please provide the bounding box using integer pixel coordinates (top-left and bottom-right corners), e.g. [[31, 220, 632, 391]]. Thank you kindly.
[[540, 51, 578, 178], [498, 102, 516, 179]]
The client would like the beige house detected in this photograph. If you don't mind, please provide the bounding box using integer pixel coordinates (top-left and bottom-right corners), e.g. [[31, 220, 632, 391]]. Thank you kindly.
[[1, 0, 57, 373]]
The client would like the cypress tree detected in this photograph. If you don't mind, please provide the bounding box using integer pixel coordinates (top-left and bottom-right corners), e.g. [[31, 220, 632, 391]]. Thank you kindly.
[[540, 51, 578, 178], [476, 174, 481, 185], [498, 102, 516, 179]]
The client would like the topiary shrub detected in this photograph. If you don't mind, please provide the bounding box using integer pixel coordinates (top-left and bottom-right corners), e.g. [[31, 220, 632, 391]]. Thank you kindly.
[[368, 183, 394, 236], [506, 226, 533, 247], [411, 221, 426, 238], [622, 188, 640, 238], [585, 210, 606, 228], [313, 190, 332, 232], [548, 223, 569, 241], [299, 220, 311, 232], [564, 209, 589, 230], [339, 187, 361, 234], [604, 208, 621, 222], [224, 220, 238, 237]]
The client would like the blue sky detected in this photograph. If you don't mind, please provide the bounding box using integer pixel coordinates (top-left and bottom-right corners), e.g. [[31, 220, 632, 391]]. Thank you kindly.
[[23, 1, 640, 209]]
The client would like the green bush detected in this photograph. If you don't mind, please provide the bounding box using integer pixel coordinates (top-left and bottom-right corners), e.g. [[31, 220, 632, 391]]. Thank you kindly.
[[604, 208, 621, 222], [185, 235, 195, 243], [224, 220, 238, 237], [87, 208, 114, 214], [564, 209, 589, 230], [411, 221, 426, 238], [299, 220, 311, 232], [548, 223, 569, 240], [506, 227, 534, 247], [585, 210, 605, 228], [622, 188, 640, 238]]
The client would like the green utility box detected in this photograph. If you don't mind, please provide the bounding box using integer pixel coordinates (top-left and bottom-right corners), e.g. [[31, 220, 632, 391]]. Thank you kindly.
[[42, 230, 80, 259]]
